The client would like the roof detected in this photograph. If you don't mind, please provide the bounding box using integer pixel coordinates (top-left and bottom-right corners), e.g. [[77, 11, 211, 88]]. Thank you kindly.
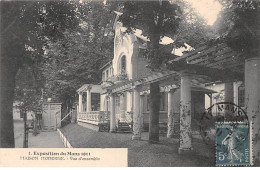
[[191, 86, 217, 94], [77, 84, 104, 93], [168, 42, 245, 82], [100, 61, 112, 71]]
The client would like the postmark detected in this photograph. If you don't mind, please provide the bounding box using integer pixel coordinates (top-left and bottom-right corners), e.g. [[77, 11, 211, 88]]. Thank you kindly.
[[215, 122, 252, 166], [199, 102, 249, 149]]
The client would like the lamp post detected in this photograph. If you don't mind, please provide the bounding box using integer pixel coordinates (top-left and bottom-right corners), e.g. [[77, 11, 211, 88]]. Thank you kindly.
[[23, 110, 27, 148], [23, 109, 33, 148]]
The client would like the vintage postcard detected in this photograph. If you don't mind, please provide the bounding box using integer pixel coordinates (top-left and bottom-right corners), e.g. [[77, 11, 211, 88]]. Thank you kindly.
[[0, 0, 259, 167]]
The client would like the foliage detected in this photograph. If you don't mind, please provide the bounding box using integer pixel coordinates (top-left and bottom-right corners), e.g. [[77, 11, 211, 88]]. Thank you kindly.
[[2, 1, 81, 69], [6, 0, 119, 115], [2, 1, 84, 119], [173, 0, 217, 49], [119, 0, 182, 69], [14, 66, 43, 113], [119, 0, 215, 68], [214, 0, 260, 57], [40, 1, 118, 113]]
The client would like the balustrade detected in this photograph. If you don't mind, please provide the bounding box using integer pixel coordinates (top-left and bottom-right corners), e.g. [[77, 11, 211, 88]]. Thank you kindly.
[[108, 72, 128, 82], [77, 111, 110, 123]]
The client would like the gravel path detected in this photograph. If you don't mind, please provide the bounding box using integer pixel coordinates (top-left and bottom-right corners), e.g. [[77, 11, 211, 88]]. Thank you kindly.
[[14, 120, 25, 148], [61, 123, 215, 167], [14, 119, 64, 148]]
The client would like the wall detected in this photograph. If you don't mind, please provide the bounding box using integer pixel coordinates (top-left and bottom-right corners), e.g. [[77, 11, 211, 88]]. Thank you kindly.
[[102, 65, 113, 81], [205, 83, 225, 112], [112, 22, 150, 81], [205, 81, 244, 113], [191, 91, 205, 131], [126, 91, 132, 112], [100, 94, 106, 111], [142, 91, 178, 129], [233, 81, 243, 106], [135, 54, 151, 80], [113, 22, 135, 79], [141, 88, 206, 132]]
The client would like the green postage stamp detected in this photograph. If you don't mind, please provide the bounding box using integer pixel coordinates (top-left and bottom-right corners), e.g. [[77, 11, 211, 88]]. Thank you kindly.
[[216, 122, 253, 166]]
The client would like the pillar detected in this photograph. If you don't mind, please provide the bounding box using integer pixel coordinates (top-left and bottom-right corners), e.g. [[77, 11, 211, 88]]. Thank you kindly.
[[179, 73, 192, 153], [224, 82, 234, 103], [120, 93, 126, 122], [86, 90, 91, 112], [78, 92, 82, 112], [140, 95, 144, 131], [234, 81, 243, 105], [132, 88, 141, 140], [167, 91, 174, 138], [245, 57, 260, 165], [110, 94, 116, 132]]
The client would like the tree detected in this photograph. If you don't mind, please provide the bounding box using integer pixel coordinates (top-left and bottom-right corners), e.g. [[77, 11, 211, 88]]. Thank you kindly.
[[14, 66, 43, 114], [214, 0, 260, 165], [41, 1, 117, 117], [119, 0, 182, 143], [0, 1, 81, 147], [172, 0, 216, 49], [118, 0, 213, 143], [214, 0, 260, 58]]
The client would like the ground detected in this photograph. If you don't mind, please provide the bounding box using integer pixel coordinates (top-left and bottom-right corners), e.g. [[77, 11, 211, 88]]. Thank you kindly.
[[61, 123, 216, 167], [13, 119, 216, 166], [14, 119, 64, 148]]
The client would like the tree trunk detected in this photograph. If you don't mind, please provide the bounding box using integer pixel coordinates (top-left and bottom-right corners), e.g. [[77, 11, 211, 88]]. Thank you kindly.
[[0, 55, 17, 148], [1, 2, 23, 147], [149, 81, 160, 143], [23, 111, 28, 148], [0, 25, 22, 148]]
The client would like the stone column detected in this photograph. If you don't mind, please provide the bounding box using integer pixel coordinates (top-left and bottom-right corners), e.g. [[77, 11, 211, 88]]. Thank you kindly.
[[245, 57, 260, 165], [86, 90, 91, 112], [179, 73, 192, 153], [140, 95, 144, 131], [224, 82, 234, 103], [132, 88, 141, 140], [120, 93, 126, 122], [209, 94, 212, 107], [167, 90, 174, 138], [78, 92, 82, 112], [110, 94, 116, 132]]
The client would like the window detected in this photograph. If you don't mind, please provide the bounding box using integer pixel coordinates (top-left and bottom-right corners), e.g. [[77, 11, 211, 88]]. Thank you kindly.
[[115, 96, 120, 116], [110, 68, 113, 76], [106, 70, 109, 80], [238, 84, 245, 107], [147, 95, 150, 111], [160, 92, 167, 111], [121, 55, 126, 73], [82, 93, 86, 112], [91, 93, 100, 111], [102, 72, 105, 81]]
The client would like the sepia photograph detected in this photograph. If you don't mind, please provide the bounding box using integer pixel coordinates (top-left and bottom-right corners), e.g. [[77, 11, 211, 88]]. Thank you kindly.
[[0, 0, 259, 167]]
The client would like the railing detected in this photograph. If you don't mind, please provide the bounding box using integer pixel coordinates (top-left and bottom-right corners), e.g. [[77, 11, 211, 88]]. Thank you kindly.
[[57, 110, 73, 127], [101, 72, 128, 88], [78, 111, 110, 123], [107, 72, 128, 83], [61, 110, 73, 122], [125, 111, 133, 124]]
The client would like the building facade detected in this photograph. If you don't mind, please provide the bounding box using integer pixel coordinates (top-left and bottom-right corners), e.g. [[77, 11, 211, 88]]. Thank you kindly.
[[76, 13, 250, 153]]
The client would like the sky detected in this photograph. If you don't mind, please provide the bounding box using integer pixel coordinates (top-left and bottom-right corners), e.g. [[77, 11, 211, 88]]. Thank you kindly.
[[185, 0, 222, 26], [168, 0, 222, 55], [104, 0, 222, 26], [117, 0, 223, 56]]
